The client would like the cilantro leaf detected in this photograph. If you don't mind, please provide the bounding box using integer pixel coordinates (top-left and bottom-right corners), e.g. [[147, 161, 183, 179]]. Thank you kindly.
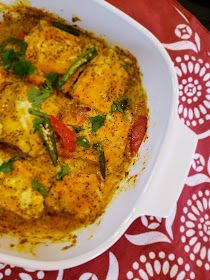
[[13, 59, 35, 79], [71, 125, 84, 133], [111, 101, 124, 113], [28, 87, 51, 107], [0, 156, 19, 174], [0, 37, 34, 79], [2, 48, 19, 70], [56, 165, 70, 181], [111, 98, 129, 114], [76, 136, 90, 148], [0, 37, 27, 56], [89, 115, 106, 134], [32, 179, 48, 197], [28, 72, 59, 107], [122, 62, 130, 71]]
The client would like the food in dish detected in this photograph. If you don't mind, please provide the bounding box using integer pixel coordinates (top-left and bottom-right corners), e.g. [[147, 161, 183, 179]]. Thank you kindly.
[[0, 5, 148, 242]]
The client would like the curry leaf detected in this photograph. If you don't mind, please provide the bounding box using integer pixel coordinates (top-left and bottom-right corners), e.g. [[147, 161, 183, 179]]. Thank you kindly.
[[89, 115, 106, 134]]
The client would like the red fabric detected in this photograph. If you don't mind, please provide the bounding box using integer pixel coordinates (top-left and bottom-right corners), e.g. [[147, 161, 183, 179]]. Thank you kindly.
[[0, 1, 209, 279]]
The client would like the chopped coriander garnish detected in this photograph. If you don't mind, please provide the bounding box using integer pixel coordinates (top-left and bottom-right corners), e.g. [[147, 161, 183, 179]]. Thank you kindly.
[[28, 87, 51, 107], [13, 59, 35, 79], [32, 179, 48, 197], [76, 136, 90, 148], [71, 125, 84, 133], [0, 37, 27, 56], [111, 98, 129, 114], [122, 62, 130, 71], [89, 114, 106, 134], [0, 156, 19, 174], [0, 37, 34, 79], [56, 165, 70, 181], [28, 72, 59, 107], [111, 101, 124, 113], [2, 48, 18, 70]]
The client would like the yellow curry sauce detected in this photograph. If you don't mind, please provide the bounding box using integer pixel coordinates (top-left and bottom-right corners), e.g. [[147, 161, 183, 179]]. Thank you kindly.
[[0, 5, 148, 245]]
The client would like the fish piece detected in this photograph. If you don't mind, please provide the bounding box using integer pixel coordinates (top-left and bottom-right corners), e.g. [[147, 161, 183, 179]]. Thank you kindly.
[[46, 172, 103, 223], [71, 48, 129, 113]]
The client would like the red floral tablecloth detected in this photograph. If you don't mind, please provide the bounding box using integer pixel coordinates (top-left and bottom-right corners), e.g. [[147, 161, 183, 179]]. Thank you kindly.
[[0, 0, 209, 279]]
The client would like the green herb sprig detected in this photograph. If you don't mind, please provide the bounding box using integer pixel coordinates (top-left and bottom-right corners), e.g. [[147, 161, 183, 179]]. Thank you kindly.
[[0, 156, 19, 174], [28, 72, 59, 107], [56, 165, 70, 181], [89, 115, 106, 134]]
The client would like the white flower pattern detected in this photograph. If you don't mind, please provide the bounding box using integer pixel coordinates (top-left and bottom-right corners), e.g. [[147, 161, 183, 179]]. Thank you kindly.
[[126, 251, 196, 280], [175, 24, 192, 39], [141, 216, 162, 229], [175, 55, 210, 128], [192, 153, 206, 172], [180, 190, 210, 270]]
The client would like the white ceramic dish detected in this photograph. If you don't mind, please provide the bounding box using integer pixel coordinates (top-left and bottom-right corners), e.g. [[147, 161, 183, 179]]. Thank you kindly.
[[0, 0, 197, 270]]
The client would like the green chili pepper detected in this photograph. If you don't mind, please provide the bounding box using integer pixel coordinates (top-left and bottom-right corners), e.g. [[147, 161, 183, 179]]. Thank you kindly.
[[32, 179, 48, 197], [93, 143, 106, 179], [52, 21, 80, 36], [57, 46, 98, 89], [29, 109, 58, 166]]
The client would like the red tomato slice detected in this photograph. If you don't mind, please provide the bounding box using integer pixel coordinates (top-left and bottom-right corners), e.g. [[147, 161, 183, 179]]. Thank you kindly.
[[130, 116, 147, 156], [50, 116, 76, 153]]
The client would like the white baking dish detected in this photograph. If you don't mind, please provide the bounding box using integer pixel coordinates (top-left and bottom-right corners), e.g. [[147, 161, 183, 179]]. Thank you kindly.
[[0, 0, 197, 270]]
